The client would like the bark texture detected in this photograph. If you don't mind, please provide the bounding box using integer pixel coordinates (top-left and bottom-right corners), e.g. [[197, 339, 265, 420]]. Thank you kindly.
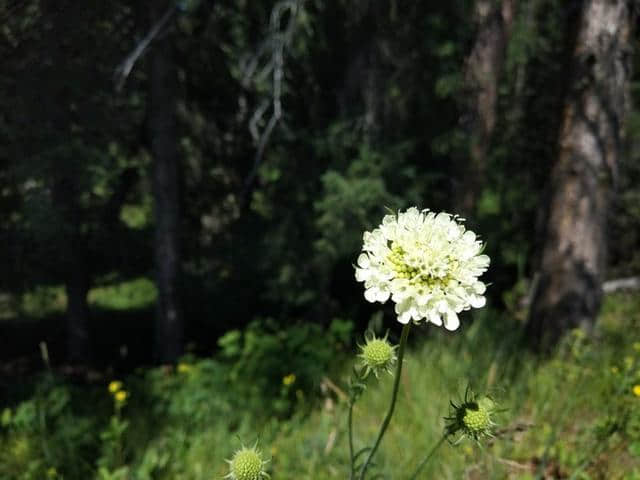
[[149, 5, 183, 363], [526, 0, 635, 349], [458, 0, 515, 215]]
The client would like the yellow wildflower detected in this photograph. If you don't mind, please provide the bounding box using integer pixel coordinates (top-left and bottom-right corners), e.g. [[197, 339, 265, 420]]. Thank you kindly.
[[283, 374, 296, 386], [633, 385, 640, 397], [177, 362, 192, 374], [108, 381, 123, 394], [115, 390, 129, 403]]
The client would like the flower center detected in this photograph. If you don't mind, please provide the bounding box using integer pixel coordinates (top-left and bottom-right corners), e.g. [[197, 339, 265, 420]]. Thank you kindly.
[[387, 243, 457, 290], [462, 405, 490, 433], [362, 339, 393, 367]]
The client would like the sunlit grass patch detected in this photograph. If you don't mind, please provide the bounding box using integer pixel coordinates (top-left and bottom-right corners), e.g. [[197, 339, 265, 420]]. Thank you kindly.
[[88, 277, 157, 311], [0, 277, 157, 321]]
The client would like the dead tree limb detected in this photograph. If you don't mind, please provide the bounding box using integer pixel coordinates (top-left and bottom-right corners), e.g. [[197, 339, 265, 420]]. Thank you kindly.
[[239, 0, 302, 209], [603, 276, 640, 293], [113, 4, 178, 91]]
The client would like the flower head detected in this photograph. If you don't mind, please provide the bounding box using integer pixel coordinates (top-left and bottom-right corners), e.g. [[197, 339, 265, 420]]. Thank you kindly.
[[358, 332, 397, 378], [355, 208, 489, 329], [445, 390, 497, 443], [282, 374, 296, 386], [177, 362, 192, 374], [225, 445, 270, 480], [114, 390, 129, 405], [108, 381, 123, 394], [633, 385, 640, 397]]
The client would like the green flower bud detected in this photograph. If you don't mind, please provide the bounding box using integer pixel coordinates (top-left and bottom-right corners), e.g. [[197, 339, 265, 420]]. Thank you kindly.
[[445, 391, 498, 443], [462, 406, 490, 433], [358, 333, 397, 378], [226, 445, 270, 480]]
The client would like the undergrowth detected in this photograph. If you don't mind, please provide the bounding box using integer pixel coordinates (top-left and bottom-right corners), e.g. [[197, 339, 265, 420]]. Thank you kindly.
[[1, 293, 639, 479]]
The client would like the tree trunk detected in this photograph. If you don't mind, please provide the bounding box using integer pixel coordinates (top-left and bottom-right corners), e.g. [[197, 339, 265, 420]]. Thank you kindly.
[[42, 3, 92, 364], [526, 0, 635, 349], [457, 0, 515, 215], [149, 4, 183, 363], [65, 256, 90, 363]]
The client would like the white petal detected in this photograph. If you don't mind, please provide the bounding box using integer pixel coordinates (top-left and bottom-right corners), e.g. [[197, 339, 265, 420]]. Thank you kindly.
[[364, 288, 378, 303], [443, 310, 460, 331], [473, 282, 486, 294], [469, 295, 486, 308], [355, 268, 371, 282], [475, 255, 490, 268], [395, 298, 413, 320], [376, 288, 390, 303], [416, 292, 431, 306], [357, 253, 370, 268], [462, 230, 476, 243], [429, 311, 443, 326]]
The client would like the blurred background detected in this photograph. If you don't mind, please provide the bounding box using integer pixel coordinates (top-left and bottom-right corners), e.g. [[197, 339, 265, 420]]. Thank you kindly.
[[1, 0, 640, 478]]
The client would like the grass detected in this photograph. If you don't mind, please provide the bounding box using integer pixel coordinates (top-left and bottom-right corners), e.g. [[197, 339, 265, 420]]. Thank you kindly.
[[252, 294, 640, 479], [1, 293, 640, 479], [0, 277, 157, 321]]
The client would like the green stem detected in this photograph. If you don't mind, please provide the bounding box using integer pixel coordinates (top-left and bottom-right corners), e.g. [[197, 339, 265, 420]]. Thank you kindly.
[[358, 323, 411, 480], [348, 400, 355, 480], [408, 434, 446, 480]]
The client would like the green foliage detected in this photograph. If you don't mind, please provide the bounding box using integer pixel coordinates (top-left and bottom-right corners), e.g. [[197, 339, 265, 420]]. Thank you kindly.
[[97, 414, 129, 476], [19, 285, 67, 319], [314, 147, 403, 262], [1, 0, 640, 476], [0, 378, 97, 480], [218, 317, 353, 416]]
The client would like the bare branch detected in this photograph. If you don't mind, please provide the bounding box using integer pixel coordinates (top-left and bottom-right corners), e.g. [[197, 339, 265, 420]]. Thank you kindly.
[[249, 99, 270, 142], [113, 4, 177, 91], [238, 0, 303, 208]]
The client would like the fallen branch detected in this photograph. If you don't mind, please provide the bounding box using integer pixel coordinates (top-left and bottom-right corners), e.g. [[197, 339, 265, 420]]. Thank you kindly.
[[603, 276, 640, 293]]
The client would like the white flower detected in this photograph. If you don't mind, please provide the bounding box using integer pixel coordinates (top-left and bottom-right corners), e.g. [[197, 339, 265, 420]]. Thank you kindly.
[[355, 207, 490, 329]]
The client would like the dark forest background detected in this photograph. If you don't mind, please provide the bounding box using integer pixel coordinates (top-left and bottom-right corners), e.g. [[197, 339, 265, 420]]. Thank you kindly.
[[1, 1, 640, 478]]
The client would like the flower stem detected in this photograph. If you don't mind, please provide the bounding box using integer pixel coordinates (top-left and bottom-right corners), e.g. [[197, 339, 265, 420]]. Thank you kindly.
[[408, 434, 446, 480], [348, 400, 355, 480], [358, 323, 411, 480]]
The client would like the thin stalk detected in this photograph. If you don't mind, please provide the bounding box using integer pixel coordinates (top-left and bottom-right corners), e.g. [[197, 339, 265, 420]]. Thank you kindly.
[[408, 434, 446, 480], [358, 323, 411, 480], [349, 400, 355, 480]]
